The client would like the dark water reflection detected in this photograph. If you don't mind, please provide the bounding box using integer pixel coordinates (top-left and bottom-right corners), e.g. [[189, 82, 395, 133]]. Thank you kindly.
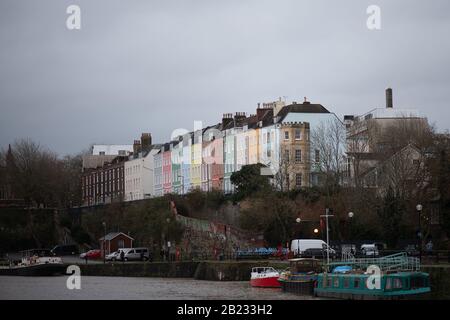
[[0, 276, 321, 300]]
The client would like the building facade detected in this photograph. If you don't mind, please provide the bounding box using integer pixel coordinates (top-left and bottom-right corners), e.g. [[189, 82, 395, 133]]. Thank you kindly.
[[81, 156, 126, 206]]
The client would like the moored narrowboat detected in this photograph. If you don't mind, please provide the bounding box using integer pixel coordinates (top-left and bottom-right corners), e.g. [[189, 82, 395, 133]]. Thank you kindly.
[[314, 252, 431, 300], [278, 258, 323, 295], [314, 271, 430, 300]]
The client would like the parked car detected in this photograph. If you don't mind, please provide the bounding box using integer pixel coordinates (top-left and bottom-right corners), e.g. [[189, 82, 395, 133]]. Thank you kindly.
[[290, 239, 336, 257], [105, 251, 121, 261], [80, 249, 102, 260], [51, 244, 79, 256], [118, 248, 151, 261], [360, 244, 379, 257], [404, 244, 419, 256]]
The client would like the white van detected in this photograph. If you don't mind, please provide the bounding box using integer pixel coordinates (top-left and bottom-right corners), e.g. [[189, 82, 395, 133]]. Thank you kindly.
[[360, 244, 379, 257], [290, 239, 336, 256]]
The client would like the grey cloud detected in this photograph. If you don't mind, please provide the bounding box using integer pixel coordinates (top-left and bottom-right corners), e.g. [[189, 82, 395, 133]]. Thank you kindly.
[[1, 0, 449, 155]]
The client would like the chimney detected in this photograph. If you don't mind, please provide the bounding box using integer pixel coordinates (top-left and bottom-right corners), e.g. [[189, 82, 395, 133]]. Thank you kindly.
[[221, 113, 233, 129], [386, 88, 393, 108], [256, 106, 273, 121], [141, 133, 152, 152], [234, 112, 247, 126], [133, 140, 142, 155]]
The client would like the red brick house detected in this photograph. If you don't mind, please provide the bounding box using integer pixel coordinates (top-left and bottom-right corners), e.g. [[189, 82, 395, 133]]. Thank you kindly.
[[99, 232, 134, 255]]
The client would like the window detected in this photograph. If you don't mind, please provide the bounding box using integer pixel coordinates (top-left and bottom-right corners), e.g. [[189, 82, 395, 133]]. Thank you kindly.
[[295, 174, 302, 187], [295, 129, 301, 140], [343, 278, 350, 288], [99, 151, 105, 155], [295, 149, 302, 163], [385, 278, 392, 290], [393, 278, 403, 289], [354, 278, 361, 289], [333, 277, 340, 288], [284, 131, 289, 140], [315, 149, 320, 163], [284, 150, 290, 162], [267, 132, 270, 143]]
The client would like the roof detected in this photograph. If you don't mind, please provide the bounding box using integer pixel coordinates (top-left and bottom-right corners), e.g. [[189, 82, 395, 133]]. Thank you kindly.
[[276, 102, 331, 122], [99, 232, 134, 241], [92, 145, 133, 155], [82, 155, 117, 169]]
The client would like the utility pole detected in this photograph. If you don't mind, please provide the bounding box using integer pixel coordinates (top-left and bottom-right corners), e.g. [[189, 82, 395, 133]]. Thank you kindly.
[[320, 208, 334, 266]]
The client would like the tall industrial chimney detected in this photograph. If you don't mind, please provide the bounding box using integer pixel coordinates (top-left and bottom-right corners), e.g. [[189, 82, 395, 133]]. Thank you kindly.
[[386, 88, 393, 108]]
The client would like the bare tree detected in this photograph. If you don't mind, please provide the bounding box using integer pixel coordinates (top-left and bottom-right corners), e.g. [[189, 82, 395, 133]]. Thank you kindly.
[[311, 118, 347, 190]]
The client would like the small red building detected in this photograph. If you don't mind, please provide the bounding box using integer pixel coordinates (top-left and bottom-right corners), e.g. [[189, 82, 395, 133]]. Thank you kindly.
[[99, 232, 134, 255]]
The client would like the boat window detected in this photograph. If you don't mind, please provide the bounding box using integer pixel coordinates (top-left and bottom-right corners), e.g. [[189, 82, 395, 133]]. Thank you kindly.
[[354, 278, 360, 289], [343, 278, 350, 288], [385, 278, 392, 290], [333, 277, 339, 288], [393, 278, 403, 289]]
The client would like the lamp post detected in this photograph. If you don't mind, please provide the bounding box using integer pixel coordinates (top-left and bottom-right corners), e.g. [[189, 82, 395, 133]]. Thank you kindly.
[[293, 217, 301, 257], [348, 212, 354, 241], [416, 204, 423, 262], [320, 208, 334, 266], [166, 217, 171, 262], [102, 221, 106, 264]]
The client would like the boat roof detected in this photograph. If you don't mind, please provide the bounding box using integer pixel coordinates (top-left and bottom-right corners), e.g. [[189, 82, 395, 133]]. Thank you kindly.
[[324, 271, 429, 277], [289, 258, 320, 262]]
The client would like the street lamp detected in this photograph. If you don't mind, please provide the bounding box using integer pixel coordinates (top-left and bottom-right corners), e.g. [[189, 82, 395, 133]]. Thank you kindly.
[[294, 217, 302, 256], [320, 208, 334, 266], [313, 228, 319, 234], [102, 221, 106, 264], [416, 204, 423, 262], [166, 217, 171, 262]]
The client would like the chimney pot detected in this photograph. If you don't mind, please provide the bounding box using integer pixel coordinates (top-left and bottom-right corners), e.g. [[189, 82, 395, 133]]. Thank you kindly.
[[386, 88, 393, 108]]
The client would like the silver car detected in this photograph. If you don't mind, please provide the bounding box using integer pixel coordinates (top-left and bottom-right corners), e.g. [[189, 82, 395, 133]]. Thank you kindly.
[[113, 248, 151, 261]]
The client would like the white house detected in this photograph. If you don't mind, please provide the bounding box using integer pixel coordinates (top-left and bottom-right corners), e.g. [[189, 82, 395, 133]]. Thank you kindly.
[[124, 147, 160, 201]]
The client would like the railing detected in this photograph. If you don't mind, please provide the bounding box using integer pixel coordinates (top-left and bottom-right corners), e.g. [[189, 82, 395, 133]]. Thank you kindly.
[[328, 252, 421, 272]]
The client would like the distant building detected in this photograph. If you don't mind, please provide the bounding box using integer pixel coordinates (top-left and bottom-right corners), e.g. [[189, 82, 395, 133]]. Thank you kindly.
[[91, 145, 133, 156], [162, 143, 172, 195], [81, 155, 127, 206], [153, 149, 164, 197], [345, 88, 428, 186], [99, 232, 134, 256], [124, 134, 160, 201]]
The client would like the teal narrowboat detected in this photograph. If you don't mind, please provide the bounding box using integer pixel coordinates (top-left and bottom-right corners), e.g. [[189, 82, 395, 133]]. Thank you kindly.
[[314, 271, 430, 300], [314, 252, 431, 300]]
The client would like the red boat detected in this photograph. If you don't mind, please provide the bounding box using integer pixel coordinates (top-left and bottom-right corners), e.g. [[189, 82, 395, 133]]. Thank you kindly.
[[250, 267, 282, 288]]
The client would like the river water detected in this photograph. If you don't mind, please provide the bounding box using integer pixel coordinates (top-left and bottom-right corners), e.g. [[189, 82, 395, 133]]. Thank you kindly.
[[0, 276, 319, 300]]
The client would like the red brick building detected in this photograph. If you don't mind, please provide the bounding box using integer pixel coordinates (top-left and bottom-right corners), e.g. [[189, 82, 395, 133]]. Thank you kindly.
[[99, 232, 134, 255], [81, 156, 127, 206]]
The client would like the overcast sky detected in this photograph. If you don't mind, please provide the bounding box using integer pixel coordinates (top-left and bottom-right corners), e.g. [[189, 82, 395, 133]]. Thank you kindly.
[[1, 0, 449, 155]]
